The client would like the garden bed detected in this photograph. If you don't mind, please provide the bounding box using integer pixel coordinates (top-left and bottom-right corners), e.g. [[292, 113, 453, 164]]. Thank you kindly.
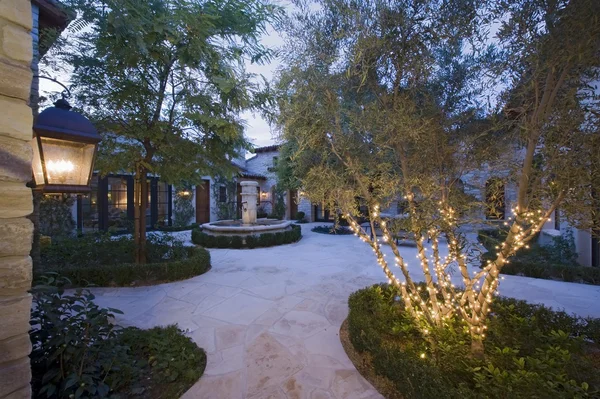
[[38, 233, 211, 287], [344, 284, 600, 399], [191, 224, 302, 248], [31, 281, 206, 398], [478, 229, 600, 285], [311, 224, 353, 235]]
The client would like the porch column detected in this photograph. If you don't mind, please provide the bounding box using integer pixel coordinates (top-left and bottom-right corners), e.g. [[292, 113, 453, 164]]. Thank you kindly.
[[0, 1, 35, 398]]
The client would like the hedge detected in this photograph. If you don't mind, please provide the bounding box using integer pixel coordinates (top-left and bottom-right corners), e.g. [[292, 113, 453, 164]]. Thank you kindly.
[[311, 225, 353, 235], [192, 224, 302, 248], [39, 246, 211, 287], [346, 284, 600, 399], [156, 223, 199, 232], [478, 228, 600, 285]]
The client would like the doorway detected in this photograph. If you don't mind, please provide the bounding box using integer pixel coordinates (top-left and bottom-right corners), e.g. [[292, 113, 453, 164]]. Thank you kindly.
[[196, 180, 210, 224], [288, 190, 298, 219]]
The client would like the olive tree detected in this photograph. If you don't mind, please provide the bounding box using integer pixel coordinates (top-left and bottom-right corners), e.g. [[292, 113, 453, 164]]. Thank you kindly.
[[276, 0, 600, 356]]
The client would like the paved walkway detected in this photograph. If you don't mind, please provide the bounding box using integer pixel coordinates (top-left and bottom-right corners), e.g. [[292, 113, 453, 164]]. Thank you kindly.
[[90, 223, 600, 399]]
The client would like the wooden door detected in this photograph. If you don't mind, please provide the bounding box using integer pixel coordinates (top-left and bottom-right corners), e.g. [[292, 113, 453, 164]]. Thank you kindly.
[[196, 180, 210, 224], [289, 190, 298, 219]]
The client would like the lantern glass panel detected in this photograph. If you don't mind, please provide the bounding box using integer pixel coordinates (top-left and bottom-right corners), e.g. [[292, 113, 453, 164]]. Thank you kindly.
[[40, 137, 95, 185], [31, 138, 45, 185]]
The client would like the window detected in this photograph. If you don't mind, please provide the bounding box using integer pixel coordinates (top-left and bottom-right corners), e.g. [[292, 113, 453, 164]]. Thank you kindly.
[[219, 186, 227, 203], [156, 182, 169, 226], [485, 178, 505, 220]]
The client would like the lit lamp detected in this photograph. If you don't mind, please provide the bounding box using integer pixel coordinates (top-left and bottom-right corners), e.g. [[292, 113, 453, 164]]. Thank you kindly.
[[32, 99, 101, 193], [178, 190, 192, 199]]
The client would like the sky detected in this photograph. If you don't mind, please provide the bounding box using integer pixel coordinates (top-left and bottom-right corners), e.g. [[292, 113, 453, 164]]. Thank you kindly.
[[239, 22, 287, 148], [39, 2, 292, 150]]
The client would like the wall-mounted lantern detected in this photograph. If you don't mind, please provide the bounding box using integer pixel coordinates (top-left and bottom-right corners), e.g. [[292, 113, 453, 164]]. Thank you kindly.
[[178, 190, 193, 200], [31, 99, 101, 193]]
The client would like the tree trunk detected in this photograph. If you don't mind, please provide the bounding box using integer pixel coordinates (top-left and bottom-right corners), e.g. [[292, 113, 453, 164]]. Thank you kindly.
[[133, 164, 148, 264], [470, 334, 485, 359]]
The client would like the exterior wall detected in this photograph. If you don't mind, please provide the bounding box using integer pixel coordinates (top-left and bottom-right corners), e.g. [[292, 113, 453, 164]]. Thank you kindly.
[[245, 151, 281, 216], [298, 195, 313, 221], [0, 1, 34, 398]]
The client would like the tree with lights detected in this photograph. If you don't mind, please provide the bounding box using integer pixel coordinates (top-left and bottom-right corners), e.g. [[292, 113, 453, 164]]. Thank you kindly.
[[52, 0, 279, 263], [276, 0, 600, 356]]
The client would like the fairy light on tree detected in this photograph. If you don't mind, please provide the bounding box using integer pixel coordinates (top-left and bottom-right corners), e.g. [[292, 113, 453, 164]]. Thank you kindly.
[[276, 0, 600, 356]]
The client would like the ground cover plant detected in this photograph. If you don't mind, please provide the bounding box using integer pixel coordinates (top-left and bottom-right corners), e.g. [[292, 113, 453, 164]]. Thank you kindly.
[[38, 233, 210, 287], [30, 275, 206, 398], [478, 229, 600, 285], [311, 224, 353, 235], [192, 224, 302, 248], [345, 284, 600, 399]]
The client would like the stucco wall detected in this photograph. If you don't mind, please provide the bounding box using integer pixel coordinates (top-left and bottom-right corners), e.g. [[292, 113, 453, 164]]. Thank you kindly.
[[0, 1, 34, 397]]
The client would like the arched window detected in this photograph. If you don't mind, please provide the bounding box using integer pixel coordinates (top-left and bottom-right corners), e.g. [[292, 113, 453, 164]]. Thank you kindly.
[[485, 178, 505, 220]]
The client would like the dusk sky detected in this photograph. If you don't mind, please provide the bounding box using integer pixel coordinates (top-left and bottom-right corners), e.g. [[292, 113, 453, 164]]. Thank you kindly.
[[39, 1, 293, 151]]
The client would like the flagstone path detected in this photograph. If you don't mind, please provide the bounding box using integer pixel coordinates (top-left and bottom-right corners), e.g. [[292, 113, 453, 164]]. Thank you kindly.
[[89, 223, 600, 399]]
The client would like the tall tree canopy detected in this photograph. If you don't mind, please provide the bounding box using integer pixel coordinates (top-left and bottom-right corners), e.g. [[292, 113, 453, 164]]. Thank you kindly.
[[276, 0, 600, 355], [53, 0, 280, 261]]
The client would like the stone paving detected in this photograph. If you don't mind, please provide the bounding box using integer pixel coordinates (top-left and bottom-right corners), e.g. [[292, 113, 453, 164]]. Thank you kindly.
[[90, 223, 600, 399]]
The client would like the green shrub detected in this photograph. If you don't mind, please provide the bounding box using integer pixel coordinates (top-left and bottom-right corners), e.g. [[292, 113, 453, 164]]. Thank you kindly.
[[191, 225, 302, 249], [31, 275, 129, 398], [477, 228, 509, 252], [173, 194, 195, 227], [259, 232, 275, 246], [72, 246, 207, 287], [477, 229, 599, 285], [347, 284, 600, 399], [230, 235, 244, 249], [296, 211, 306, 221], [39, 234, 211, 287], [30, 275, 206, 398], [157, 223, 199, 232], [41, 232, 187, 268], [39, 195, 75, 237], [246, 234, 258, 248], [311, 224, 353, 235]]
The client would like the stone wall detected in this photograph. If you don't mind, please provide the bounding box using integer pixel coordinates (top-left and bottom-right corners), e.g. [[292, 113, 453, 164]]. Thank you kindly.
[[0, 1, 34, 398]]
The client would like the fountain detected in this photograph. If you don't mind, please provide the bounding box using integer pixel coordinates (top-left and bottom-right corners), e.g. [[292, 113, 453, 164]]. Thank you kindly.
[[201, 181, 292, 235]]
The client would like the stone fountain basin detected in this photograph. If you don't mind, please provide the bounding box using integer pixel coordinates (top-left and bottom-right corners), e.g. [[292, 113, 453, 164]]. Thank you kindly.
[[201, 219, 292, 234]]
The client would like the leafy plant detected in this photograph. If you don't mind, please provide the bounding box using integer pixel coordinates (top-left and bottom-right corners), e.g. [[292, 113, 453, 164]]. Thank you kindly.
[[39, 195, 75, 237], [30, 275, 130, 398], [296, 211, 306, 222], [173, 195, 195, 228], [347, 284, 600, 399], [311, 225, 353, 235], [38, 234, 211, 287], [30, 274, 207, 398]]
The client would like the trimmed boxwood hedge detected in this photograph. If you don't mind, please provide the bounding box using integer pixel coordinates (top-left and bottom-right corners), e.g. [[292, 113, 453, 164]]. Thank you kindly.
[[39, 233, 211, 287], [346, 284, 600, 399], [157, 223, 199, 232], [192, 224, 302, 249], [48, 246, 211, 287]]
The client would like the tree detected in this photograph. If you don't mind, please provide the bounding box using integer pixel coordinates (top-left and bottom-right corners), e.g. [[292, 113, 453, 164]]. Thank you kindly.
[[55, 0, 279, 262], [276, 0, 600, 356]]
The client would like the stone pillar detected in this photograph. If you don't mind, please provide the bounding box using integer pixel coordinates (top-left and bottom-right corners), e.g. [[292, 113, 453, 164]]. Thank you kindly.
[[240, 181, 258, 225], [0, 1, 34, 398]]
